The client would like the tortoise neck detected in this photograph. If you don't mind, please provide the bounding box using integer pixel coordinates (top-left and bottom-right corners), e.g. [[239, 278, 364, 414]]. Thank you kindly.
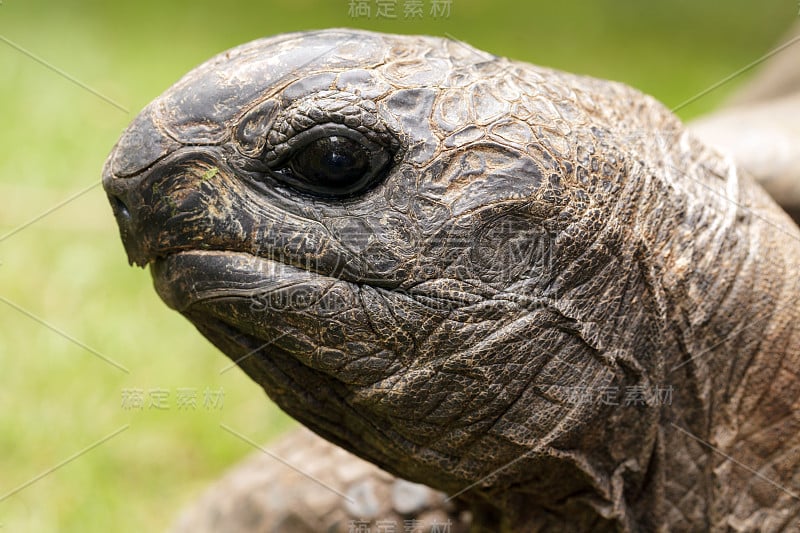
[[654, 168, 800, 528]]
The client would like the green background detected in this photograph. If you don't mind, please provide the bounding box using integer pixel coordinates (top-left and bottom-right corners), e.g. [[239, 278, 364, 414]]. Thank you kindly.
[[0, 0, 795, 530]]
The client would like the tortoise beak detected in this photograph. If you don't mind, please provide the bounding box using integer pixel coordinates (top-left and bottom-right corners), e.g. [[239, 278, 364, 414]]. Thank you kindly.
[[102, 106, 180, 267]]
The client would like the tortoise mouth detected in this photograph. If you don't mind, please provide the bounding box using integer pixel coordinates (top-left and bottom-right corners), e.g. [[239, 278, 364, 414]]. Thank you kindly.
[[151, 250, 330, 312], [150, 249, 350, 370], [149, 249, 370, 374]]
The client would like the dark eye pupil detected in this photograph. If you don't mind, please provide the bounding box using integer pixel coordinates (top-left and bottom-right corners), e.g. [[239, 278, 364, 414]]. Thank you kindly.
[[291, 136, 369, 187]]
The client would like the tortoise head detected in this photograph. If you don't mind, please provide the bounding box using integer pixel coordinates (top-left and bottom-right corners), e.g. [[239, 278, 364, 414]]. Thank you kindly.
[[103, 29, 672, 509]]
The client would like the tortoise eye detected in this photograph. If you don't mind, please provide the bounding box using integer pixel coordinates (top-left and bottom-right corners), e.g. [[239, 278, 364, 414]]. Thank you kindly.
[[271, 125, 392, 197], [291, 136, 369, 189]]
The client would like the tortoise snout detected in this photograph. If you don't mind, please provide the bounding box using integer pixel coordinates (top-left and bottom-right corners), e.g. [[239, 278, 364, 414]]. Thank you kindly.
[[102, 163, 148, 267], [102, 106, 183, 266], [103, 170, 133, 223], [109, 193, 131, 222], [103, 154, 168, 266]]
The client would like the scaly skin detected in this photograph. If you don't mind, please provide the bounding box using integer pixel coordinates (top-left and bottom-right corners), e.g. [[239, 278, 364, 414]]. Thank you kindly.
[[171, 427, 470, 533], [102, 29, 800, 531]]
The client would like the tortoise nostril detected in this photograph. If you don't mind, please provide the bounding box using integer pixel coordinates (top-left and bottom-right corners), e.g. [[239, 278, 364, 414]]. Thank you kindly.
[[110, 194, 131, 220]]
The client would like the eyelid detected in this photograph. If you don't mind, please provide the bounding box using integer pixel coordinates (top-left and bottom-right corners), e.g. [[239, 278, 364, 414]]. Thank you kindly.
[[266, 123, 383, 169], [262, 90, 399, 163]]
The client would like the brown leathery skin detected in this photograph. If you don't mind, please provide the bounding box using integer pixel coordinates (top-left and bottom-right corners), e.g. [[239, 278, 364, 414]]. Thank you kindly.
[[102, 29, 800, 531]]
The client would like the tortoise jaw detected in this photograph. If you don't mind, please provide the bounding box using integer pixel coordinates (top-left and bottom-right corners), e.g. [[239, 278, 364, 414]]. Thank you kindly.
[[151, 250, 320, 312]]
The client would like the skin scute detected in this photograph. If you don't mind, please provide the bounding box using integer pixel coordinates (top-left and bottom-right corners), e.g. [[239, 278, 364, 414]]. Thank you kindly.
[[102, 29, 800, 532], [171, 427, 471, 533]]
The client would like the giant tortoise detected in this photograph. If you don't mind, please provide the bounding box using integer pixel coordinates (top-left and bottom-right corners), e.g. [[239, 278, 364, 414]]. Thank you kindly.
[[102, 29, 800, 532]]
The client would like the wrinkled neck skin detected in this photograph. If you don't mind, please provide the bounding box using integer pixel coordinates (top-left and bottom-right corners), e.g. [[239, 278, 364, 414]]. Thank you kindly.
[[464, 131, 800, 532], [634, 136, 800, 532]]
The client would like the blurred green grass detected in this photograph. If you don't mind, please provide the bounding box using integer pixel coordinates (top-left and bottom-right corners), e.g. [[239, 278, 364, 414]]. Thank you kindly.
[[0, 0, 795, 531]]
